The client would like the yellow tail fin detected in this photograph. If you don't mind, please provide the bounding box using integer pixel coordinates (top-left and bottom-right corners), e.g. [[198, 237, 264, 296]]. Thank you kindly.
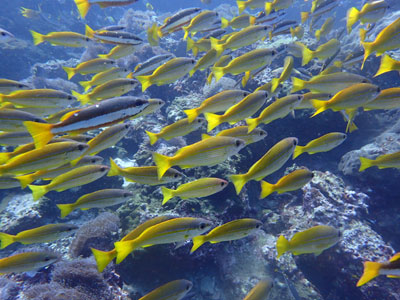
[[359, 28, 367, 42], [79, 80, 92, 92], [161, 186, 175, 205], [71, 90, 90, 105], [186, 37, 195, 52], [28, 184, 47, 201], [210, 37, 224, 57], [152, 152, 172, 179], [301, 12, 309, 24], [190, 235, 207, 253], [276, 235, 290, 258], [301, 45, 314, 66], [63, 66, 76, 80], [56, 203, 75, 218], [114, 240, 135, 264], [91, 247, 116, 272], [359, 156, 374, 172], [107, 158, 121, 177], [146, 23, 159, 46], [291, 77, 306, 93], [221, 17, 229, 29], [24, 121, 54, 149], [0, 152, 11, 164], [292, 145, 305, 159], [85, 25, 95, 39], [271, 78, 280, 93], [0, 232, 16, 249], [315, 29, 321, 41], [74, 0, 91, 18], [249, 16, 256, 26], [211, 66, 225, 82], [204, 112, 222, 132], [97, 53, 109, 59], [236, 1, 246, 14], [184, 108, 199, 123], [245, 118, 258, 133], [265, 3, 273, 15], [201, 133, 211, 140], [356, 261, 381, 287], [310, 100, 328, 117], [230, 173, 247, 194], [30, 30, 44, 46], [260, 180, 275, 198], [346, 7, 359, 33], [182, 26, 190, 41], [242, 71, 251, 87], [16, 173, 37, 189], [374, 55, 396, 77], [136, 75, 152, 92], [146, 130, 159, 145], [361, 41, 374, 70]]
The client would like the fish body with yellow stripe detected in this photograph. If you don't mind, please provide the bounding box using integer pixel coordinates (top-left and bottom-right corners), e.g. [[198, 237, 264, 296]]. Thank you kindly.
[[30, 30, 91, 47], [139, 280, 193, 300], [74, 0, 138, 18], [0, 251, 59, 274]]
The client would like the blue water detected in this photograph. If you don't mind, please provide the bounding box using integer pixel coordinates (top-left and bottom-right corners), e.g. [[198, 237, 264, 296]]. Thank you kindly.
[[1, 0, 400, 299]]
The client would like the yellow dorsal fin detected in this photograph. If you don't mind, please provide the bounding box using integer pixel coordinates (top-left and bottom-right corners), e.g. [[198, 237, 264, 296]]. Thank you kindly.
[[60, 109, 81, 122], [389, 253, 400, 262]]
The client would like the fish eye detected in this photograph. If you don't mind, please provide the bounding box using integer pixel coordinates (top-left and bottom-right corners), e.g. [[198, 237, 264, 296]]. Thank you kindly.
[[86, 37, 90, 41], [68, 96, 73, 100], [67, 227, 73, 231], [259, 131, 264, 136], [310, 172, 315, 178], [376, 87, 381, 92], [198, 119, 202, 123], [342, 134, 347, 139], [34, 118, 42, 122], [243, 92, 247, 97], [100, 167, 106, 172], [293, 139, 297, 145], [235, 140, 242, 147], [191, 59, 195, 64], [18, 84, 24, 88], [124, 68, 128, 72], [337, 230, 341, 237], [215, 12, 218, 16], [44, 256, 51, 262], [78, 144, 85, 151], [91, 159, 96, 163], [272, 50, 276, 56], [200, 222, 207, 229], [362, 79, 368, 83], [1, 32, 5, 36], [297, 95, 302, 100], [264, 26, 268, 30], [186, 284, 191, 290], [174, 173, 179, 178], [220, 181, 225, 186], [130, 81, 135, 84], [256, 223, 261, 229], [110, 61, 115, 64], [158, 101, 163, 105], [123, 193, 130, 198], [125, 124, 129, 129]]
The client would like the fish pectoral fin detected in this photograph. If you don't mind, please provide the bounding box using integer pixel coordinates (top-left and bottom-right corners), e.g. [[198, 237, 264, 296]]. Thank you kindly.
[[387, 275, 400, 278], [314, 250, 323, 256], [142, 244, 154, 248], [210, 241, 219, 244]]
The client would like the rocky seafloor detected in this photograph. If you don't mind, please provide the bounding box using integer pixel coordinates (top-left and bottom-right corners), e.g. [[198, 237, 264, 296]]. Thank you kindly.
[[1, 3, 400, 300]]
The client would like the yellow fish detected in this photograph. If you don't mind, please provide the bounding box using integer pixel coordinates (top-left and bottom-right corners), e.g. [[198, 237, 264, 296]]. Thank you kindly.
[[182, 11, 219, 40], [191, 218, 262, 252], [63, 58, 116, 80], [374, 54, 400, 77], [30, 30, 91, 47], [276, 225, 340, 258], [260, 168, 313, 198], [139, 280, 193, 300], [98, 44, 138, 60], [237, 0, 266, 14], [315, 17, 333, 41], [265, 0, 293, 15], [293, 132, 347, 158], [357, 253, 400, 287], [161, 177, 228, 205], [243, 279, 274, 300], [363, 87, 400, 111], [0, 251, 59, 274], [153, 136, 246, 179], [201, 126, 267, 145], [221, 14, 256, 29], [347, 0, 388, 33], [359, 151, 400, 172], [299, 39, 340, 66], [79, 67, 132, 92]]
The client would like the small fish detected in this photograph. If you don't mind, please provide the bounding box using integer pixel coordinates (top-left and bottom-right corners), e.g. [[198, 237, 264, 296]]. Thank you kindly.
[[153, 136, 245, 179], [295, 92, 332, 110], [0, 251, 59, 274], [0, 79, 30, 94], [0, 28, 14, 43], [0, 89, 76, 109], [146, 117, 205, 145], [0, 176, 21, 190], [136, 57, 195, 92], [301, 0, 338, 23], [98, 44, 138, 60], [205, 90, 269, 132], [0, 109, 46, 132], [79, 67, 132, 92], [24, 96, 149, 148], [0, 224, 78, 248], [133, 54, 175, 76], [246, 94, 303, 133], [28, 164, 109, 201], [230, 137, 298, 194], [0, 141, 88, 176], [315, 17, 333, 41], [361, 17, 400, 69], [114, 217, 213, 263], [265, 0, 293, 16], [191, 218, 262, 252], [184, 89, 248, 123], [100, 25, 126, 31], [57, 189, 132, 218], [374, 54, 400, 77], [20, 7, 41, 19], [161, 177, 228, 205], [212, 48, 277, 82], [237, 0, 267, 14], [72, 123, 131, 165], [299, 39, 340, 66], [255, 10, 285, 26], [290, 25, 304, 39], [286, 42, 304, 58], [357, 253, 400, 287], [243, 279, 274, 300], [271, 56, 294, 93], [291, 72, 370, 94], [260, 168, 313, 198], [276, 225, 340, 258], [30, 30, 91, 47], [359, 151, 400, 172], [269, 20, 297, 39], [72, 78, 138, 105], [311, 83, 380, 117], [221, 14, 256, 30], [74, 0, 138, 18], [139, 280, 193, 300], [207, 54, 232, 83], [63, 58, 116, 80], [85, 25, 142, 45], [134, 98, 165, 118], [182, 10, 219, 40], [108, 158, 184, 185], [363, 87, 400, 111], [0, 131, 32, 146], [293, 132, 346, 159], [91, 215, 175, 272], [347, 0, 388, 33], [187, 37, 212, 57], [211, 25, 270, 56], [189, 49, 219, 76], [202, 126, 267, 145]]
